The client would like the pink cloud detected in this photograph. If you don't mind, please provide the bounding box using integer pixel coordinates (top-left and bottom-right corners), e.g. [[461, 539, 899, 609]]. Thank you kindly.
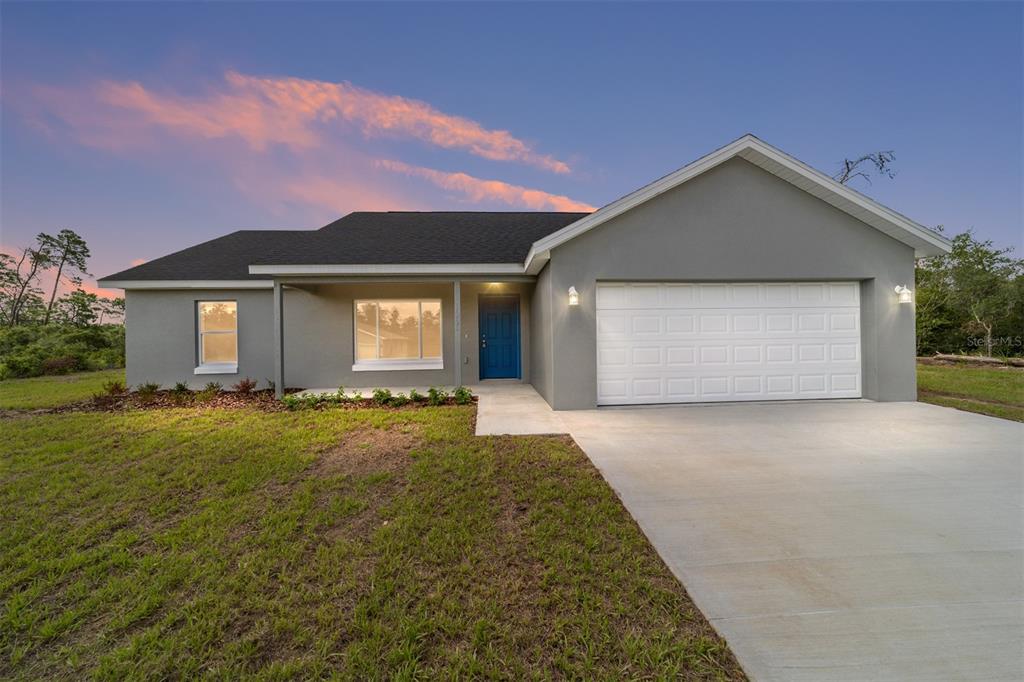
[[378, 160, 596, 212], [36, 71, 570, 172], [130, 258, 147, 267]]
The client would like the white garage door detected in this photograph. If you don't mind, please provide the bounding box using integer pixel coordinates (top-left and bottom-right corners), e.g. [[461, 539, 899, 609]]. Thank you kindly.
[[596, 282, 862, 405]]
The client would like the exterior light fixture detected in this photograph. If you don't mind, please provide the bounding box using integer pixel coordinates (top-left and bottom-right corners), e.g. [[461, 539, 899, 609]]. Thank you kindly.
[[568, 286, 579, 306], [894, 285, 913, 304]]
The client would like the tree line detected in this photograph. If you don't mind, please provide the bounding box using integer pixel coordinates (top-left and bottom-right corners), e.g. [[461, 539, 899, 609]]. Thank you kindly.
[[1, 229, 126, 379], [833, 153, 1022, 359], [1, 229, 124, 327]]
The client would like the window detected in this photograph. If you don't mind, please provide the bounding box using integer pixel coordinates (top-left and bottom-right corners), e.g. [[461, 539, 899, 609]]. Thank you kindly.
[[196, 301, 238, 373], [354, 299, 442, 370]]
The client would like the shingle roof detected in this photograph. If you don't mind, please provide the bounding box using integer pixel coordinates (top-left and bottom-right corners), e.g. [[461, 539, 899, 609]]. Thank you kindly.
[[100, 212, 589, 281]]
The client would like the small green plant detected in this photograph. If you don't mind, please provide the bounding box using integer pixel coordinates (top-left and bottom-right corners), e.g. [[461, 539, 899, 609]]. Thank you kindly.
[[372, 388, 393, 406], [390, 392, 410, 407], [453, 386, 473, 405], [265, 378, 276, 392], [232, 377, 257, 394], [427, 387, 449, 406], [169, 381, 192, 404], [135, 382, 160, 404], [136, 382, 160, 396], [351, 390, 363, 401], [102, 379, 127, 396], [281, 394, 303, 410], [195, 382, 222, 402], [409, 388, 424, 403]]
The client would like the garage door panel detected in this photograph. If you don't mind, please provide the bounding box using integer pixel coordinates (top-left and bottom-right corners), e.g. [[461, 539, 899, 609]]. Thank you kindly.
[[596, 282, 862, 405]]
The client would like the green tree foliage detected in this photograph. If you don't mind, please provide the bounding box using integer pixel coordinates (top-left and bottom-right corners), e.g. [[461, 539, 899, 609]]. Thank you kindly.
[[916, 230, 1023, 357], [39, 229, 91, 324], [0, 324, 124, 378], [1, 230, 128, 377], [2, 241, 55, 326]]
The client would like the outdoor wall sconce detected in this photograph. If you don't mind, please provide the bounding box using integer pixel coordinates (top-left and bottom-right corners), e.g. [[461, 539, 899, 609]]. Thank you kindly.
[[894, 285, 913, 304], [568, 286, 579, 306]]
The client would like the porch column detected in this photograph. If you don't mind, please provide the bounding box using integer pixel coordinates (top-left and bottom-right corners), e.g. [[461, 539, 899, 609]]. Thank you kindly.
[[453, 280, 462, 387], [273, 280, 284, 399]]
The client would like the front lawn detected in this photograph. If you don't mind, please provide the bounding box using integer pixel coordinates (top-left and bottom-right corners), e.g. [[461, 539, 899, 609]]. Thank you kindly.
[[0, 405, 743, 680], [918, 361, 1024, 422], [0, 369, 125, 410]]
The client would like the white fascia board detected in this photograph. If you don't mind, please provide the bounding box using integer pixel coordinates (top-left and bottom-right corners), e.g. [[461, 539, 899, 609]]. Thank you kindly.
[[522, 134, 951, 271], [98, 280, 274, 290], [247, 263, 525, 276]]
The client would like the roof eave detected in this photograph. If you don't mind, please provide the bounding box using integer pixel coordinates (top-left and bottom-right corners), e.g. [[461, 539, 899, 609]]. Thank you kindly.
[[247, 263, 527, 276]]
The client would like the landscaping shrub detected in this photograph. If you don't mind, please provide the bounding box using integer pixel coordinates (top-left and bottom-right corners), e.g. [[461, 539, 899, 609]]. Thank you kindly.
[[0, 324, 124, 379], [136, 382, 160, 396], [372, 388, 393, 405], [453, 386, 473, 405], [40, 355, 81, 375], [390, 392, 410, 407], [102, 379, 127, 395], [196, 382, 222, 402], [169, 382, 192, 404], [232, 377, 257, 394], [409, 388, 424, 403], [427, 387, 448, 406]]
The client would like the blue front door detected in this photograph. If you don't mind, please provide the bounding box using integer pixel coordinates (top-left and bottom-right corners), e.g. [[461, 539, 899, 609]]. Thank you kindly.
[[479, 295, 521, 379]]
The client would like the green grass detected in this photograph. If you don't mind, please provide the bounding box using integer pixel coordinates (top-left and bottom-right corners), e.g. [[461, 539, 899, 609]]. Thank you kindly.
[[918, 362, 1024, 422], [0, 406, 743, 680], [0, 369, 125, 410]]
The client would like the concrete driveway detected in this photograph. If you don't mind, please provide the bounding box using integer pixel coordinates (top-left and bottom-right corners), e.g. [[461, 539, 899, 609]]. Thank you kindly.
[[558, 401, 1023, 682]]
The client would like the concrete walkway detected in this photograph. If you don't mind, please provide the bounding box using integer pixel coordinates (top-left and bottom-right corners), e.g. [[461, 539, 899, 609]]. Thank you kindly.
[[474, 382, 567, 435], [558, 401, 1024, 682]]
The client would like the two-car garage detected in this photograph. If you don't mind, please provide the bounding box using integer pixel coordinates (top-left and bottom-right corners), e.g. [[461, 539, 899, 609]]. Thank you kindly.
[[595, 282, 863, 405]]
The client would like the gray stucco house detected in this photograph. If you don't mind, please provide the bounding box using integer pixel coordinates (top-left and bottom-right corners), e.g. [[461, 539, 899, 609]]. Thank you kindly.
[[99, 135, 951, 409]]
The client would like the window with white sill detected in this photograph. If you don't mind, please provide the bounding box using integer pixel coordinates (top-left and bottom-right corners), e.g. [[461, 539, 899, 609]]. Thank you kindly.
[[354, 299, 442, 370], [196, 301, 238, 374]]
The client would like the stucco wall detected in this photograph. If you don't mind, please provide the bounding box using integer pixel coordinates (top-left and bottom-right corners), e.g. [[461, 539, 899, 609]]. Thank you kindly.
[[545, 157, 917, 409], [529, 265, 554, 403], [125, 281, 535, 391], [125, 289, 274, 389]]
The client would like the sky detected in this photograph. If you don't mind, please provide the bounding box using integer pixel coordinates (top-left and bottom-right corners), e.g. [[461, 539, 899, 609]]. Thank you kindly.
[[2, 2, 1021, 298]]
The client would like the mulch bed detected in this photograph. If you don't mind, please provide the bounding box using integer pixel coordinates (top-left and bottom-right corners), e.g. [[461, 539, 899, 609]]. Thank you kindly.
[[1, 389, 477, 418]]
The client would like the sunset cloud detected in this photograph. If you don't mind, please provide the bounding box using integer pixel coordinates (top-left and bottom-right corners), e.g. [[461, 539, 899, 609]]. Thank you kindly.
[[40, 71, 569, 172], [378, 160, 596, 212]]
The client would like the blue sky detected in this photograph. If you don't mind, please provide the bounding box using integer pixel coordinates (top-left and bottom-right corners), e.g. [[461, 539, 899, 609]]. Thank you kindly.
[[2, 2, 1021, 291]]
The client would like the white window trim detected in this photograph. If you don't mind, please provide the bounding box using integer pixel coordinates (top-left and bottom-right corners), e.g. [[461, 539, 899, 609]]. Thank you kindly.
[[353, 298, 443, 371], [197, 300, 238, 374], [194, 362, 238, 375], [352, 359, 444, 372]]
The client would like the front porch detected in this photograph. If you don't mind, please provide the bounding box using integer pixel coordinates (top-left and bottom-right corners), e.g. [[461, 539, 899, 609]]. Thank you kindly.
[[270, 279, 534, 398]]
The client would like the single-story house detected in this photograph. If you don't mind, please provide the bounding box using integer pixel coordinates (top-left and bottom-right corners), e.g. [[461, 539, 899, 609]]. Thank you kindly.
[[99, 135, 951, 409]]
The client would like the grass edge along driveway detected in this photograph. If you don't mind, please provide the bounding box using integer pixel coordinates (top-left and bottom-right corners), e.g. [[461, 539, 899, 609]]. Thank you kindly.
[[0, 405, 745, 680], [917, 361, 1024, 422]]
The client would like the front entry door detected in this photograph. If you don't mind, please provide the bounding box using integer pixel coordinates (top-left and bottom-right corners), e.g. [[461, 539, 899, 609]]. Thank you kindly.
[[479, 295, 521, 379]]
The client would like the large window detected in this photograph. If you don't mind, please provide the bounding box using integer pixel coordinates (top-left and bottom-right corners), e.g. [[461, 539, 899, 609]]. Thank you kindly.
[[196, 301, 237, 373], [354, 299, 442, 370]]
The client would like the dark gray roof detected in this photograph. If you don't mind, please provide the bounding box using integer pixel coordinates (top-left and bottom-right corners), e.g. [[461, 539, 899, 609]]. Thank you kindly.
[[100, 211, 589, 281]]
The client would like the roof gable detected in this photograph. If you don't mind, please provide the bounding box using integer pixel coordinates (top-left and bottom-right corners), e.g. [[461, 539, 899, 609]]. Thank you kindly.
[[525, 134, 950, 274]]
